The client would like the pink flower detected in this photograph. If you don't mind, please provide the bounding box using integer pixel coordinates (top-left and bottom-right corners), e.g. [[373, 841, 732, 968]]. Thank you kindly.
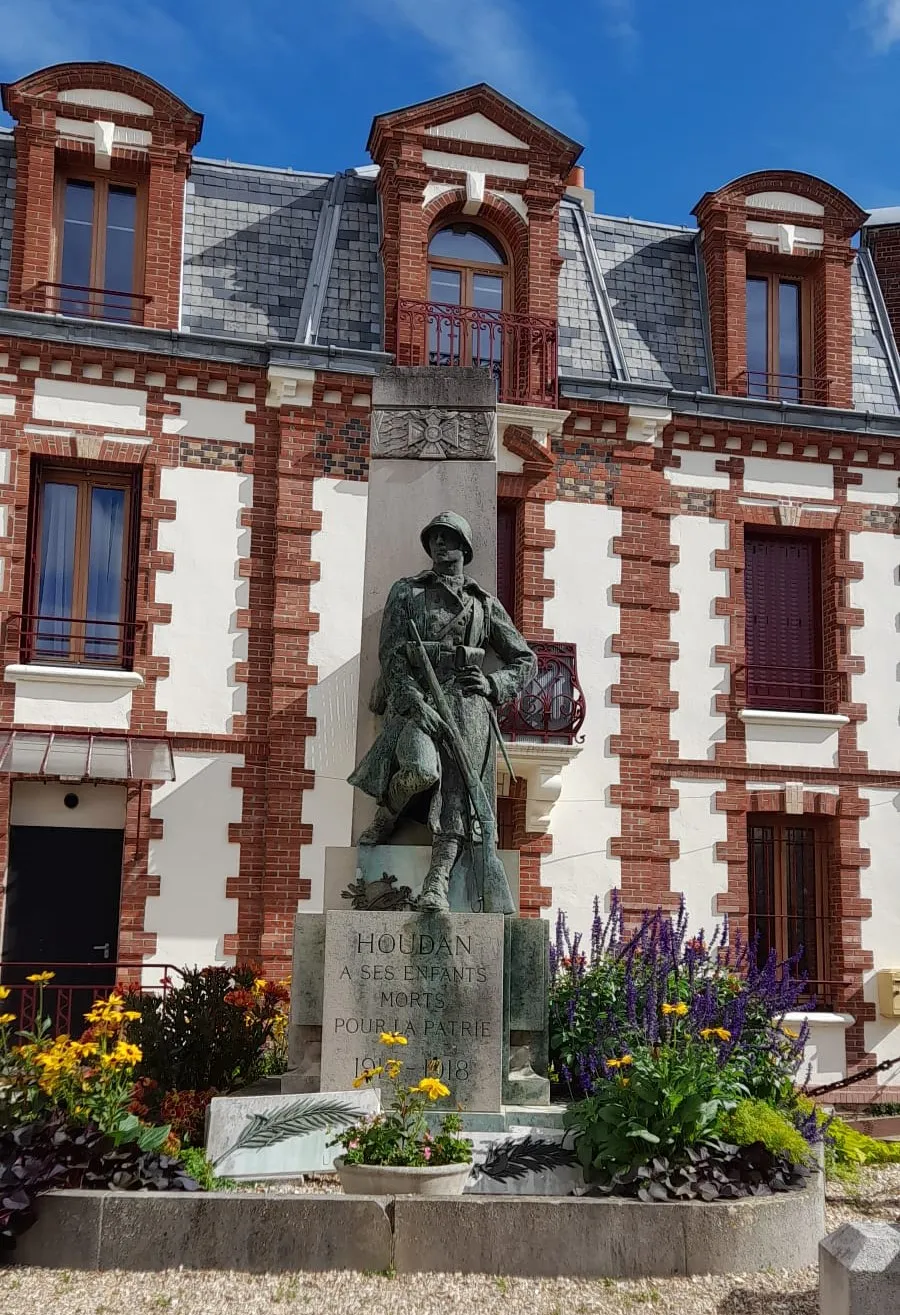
[[348, 1140, 359, 1150], [422, 1146, 432, 1161]]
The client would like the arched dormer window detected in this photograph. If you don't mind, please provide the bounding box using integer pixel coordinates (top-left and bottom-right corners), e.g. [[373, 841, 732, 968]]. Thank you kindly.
[[427, 223, 508, 379]]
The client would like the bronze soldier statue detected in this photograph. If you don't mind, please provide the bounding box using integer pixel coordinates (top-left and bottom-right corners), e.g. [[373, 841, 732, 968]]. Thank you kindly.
[[349, 511, 537, 913]]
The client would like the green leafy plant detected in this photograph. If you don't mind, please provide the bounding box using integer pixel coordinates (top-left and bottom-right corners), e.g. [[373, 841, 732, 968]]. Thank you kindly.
[[794, 1097, 900, 1181], [177, 1146, 236, 1191], [583, 1138, 812, 1202], [328, 1032, 472, 1168], [122, 967, 290, 1122], [0, 1114, 200, 1251], [565, 1011, 747, 1183], [1, 983, 171, 1152], [717, 1098, 813, 1166]]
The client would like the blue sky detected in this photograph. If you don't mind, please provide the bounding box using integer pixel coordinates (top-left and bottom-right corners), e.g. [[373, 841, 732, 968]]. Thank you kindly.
[[1, 0, 900, 225]]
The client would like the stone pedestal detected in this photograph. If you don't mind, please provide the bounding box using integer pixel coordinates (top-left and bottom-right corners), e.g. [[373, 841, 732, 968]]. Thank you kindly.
[[820, 1221, 900, 1315], [321, 910, 504, 1109], [284, 365, 550, 1113], [284, 902, 550, 1109]]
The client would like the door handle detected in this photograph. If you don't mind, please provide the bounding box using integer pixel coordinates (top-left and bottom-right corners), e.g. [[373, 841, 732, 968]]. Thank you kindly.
[[92, 943, 111, 961]]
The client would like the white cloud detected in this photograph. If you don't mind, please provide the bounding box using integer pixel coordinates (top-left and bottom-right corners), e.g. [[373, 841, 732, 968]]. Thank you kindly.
[[0, 0, 195, 79], [865, 0, 900, 47], [597, 0, 639, 56], [362, 0, 584, 135]]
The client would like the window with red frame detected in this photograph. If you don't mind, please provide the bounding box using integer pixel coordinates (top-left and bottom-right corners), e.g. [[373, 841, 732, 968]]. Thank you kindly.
[[53, 175, 145, 323], [744, 530, 824, 713], [748, 815, 831, 1003], [24, 463, 140, 669]]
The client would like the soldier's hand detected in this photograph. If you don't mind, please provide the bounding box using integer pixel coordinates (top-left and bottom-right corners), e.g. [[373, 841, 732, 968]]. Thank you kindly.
[[416, 703, 447, 738], [457, 669, 492, 699]]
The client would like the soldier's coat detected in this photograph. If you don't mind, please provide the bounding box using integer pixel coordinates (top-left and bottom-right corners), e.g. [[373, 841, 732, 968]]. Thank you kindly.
[[349, 569, 536, 839]]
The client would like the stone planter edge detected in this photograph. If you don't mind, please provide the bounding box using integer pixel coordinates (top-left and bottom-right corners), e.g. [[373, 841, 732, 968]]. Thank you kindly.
[[14, 1175, 825, 1278]]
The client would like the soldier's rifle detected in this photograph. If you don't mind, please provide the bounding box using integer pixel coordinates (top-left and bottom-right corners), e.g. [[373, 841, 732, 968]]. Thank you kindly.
[[408, 620, 515, 916]]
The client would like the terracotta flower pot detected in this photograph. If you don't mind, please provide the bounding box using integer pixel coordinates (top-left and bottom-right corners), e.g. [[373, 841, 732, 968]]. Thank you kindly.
[[333, 1156, 472, 1196]]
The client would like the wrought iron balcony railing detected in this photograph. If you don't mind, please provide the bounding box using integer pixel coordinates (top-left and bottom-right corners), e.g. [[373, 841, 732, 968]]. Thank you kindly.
[[0, 962, 183, 1036], [498, 641, 585, 744], [13, 612, 143, 671], [739, 370, 832, 406], [741, 664, 847, 716], [397, 298, 558, 408], [24, 282, 152, 325]]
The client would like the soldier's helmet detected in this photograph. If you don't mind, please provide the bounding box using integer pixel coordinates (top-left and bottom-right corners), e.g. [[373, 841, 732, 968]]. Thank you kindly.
[[420, 511, 475, 565]]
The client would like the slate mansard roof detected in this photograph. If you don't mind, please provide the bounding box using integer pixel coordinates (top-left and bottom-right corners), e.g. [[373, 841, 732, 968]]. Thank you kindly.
[[0, 128, 899, 416], [181, 160, 382, 350]]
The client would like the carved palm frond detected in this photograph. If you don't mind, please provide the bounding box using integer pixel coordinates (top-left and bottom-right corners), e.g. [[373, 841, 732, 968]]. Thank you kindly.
[[212, 1097, 362, 1169], [475, 1135, 579, 1182]]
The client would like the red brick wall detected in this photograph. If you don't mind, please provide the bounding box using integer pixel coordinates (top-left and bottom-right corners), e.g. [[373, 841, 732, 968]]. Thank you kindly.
[[865, 224, 900, 346]]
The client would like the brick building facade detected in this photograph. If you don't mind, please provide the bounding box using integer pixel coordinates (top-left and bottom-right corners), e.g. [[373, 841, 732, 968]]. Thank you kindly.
[[2, 62, 900, 1094]]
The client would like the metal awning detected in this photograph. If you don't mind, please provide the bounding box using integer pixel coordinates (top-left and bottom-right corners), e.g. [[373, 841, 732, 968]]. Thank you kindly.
[[0, 732, 175, 783]]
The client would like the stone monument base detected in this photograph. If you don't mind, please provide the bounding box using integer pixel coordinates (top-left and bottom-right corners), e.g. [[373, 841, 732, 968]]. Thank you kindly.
[[284, 895, 550, 1110]]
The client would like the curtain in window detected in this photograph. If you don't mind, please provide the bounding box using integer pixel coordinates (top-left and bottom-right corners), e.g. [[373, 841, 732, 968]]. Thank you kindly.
[[85, 487, 126, 662], [35, 482, 77, 657]]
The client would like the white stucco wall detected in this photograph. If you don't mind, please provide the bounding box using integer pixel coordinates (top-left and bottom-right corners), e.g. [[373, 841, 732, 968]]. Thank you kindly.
[[145, 752, 242, 969], [670, 516, 729, 761], [301, 478, 368, 908], [859, 786, 900, 1084], [154, 467, 251, 734], [8, 669, 138, 728], [741, 457, 833, 501], [669, 778, 728, 928], [543, 500, 621, 937], [743, 719, 841, 768], [849, 531, 900, 771]]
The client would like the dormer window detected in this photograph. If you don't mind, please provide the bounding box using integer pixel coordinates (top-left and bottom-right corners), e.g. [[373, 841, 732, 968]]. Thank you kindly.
[[2, 64, 202, 331], [693, 171, 867, 410], [427, 224, 508, 377], [745, 271, 806, 402], [55, 176, 144, 323]]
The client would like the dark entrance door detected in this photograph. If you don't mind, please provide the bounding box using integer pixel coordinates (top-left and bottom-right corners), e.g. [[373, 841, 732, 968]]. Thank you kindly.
[[1, 826, 124, 1034]]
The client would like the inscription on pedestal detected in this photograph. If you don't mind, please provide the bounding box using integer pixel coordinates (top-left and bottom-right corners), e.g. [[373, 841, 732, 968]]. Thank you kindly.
[[320, 910, 504, 1111]]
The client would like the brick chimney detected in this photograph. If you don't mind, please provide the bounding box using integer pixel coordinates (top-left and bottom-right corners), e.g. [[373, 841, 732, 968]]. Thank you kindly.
[[863, 209, 900, 347]]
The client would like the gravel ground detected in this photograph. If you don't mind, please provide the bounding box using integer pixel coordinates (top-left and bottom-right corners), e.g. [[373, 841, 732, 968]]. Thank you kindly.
[[2, 1168, 898, 1315]]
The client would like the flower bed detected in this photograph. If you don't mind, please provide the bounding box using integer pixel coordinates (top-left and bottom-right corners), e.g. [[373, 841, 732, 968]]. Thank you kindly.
[[0, 966, 290, 1250], [550, 895, 824, 1202]]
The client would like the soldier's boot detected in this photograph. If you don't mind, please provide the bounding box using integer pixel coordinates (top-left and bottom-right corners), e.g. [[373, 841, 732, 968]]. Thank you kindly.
[[419, 837, 459, 912], [358, 806, 398, 847]]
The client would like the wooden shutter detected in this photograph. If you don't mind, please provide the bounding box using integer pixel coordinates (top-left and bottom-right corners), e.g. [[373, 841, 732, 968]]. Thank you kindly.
[[744, 533, 820, 711], [497, 501, 517, 618]]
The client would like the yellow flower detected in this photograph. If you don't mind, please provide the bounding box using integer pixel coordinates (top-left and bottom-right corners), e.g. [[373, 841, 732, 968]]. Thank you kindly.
[[781, 1026, 800, 1040], [112, 1041, 142, 1065], [25, 971, 55, 984], [606, 1055, 633, 1069], [619, 1077, 630, 1087], [123, 1011, 142, 1023], [385, 1058, 403, 1079], [0, 986, 10, 1001], [254, 978, 267, 992], [661, 1001, 688, 1017], [412, 1077, 450, 1101], [699, 1027, 732, 1043], [0, 1013, 15, 1027], [352, 1065, 384, 1088], [379, 1032, 408, 1046]]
